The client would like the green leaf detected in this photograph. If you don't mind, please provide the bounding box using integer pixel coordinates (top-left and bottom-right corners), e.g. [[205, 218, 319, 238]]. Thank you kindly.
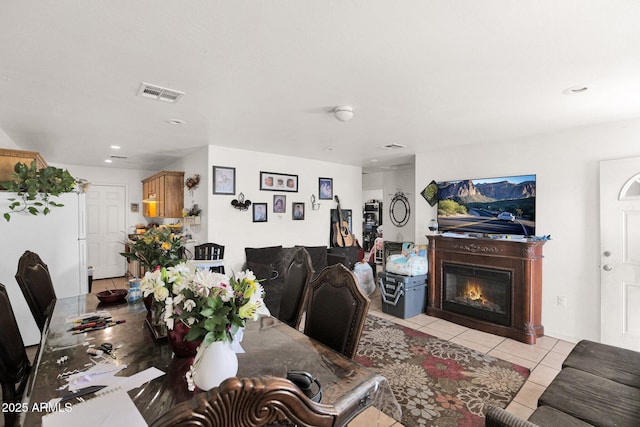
[[3, 213, 10, 222]]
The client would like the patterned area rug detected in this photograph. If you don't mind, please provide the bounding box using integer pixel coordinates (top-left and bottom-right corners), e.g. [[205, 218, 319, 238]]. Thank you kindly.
[[355, 316, 529, 427]]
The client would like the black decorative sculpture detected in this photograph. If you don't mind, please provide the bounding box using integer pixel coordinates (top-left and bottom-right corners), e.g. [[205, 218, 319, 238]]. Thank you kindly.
[[231, 193, 252, 211]]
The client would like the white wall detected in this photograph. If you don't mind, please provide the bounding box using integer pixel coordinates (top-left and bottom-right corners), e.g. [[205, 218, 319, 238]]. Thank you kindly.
[[0, 129, 19, 148], [414, 117, 640, 343], [207, 146, 363, 273], [165, 146, 209, 246], [52, 163, 156, 232]]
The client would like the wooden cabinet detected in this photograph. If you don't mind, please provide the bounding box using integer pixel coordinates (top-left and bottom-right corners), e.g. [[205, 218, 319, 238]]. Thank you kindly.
[[0, 148, 48, 183], [142, 171, 184, 218]]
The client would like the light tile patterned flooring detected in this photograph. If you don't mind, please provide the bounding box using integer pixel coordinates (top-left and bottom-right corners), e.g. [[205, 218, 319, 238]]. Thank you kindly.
[[91, 277, 576, 426]]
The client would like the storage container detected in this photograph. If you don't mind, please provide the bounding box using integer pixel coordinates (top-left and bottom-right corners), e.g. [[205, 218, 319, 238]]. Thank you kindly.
[[379, 271, 427, 319]]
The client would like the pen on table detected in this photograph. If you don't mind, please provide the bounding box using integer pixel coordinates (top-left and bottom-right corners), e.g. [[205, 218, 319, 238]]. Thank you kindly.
[[72, 320, 126, 334]]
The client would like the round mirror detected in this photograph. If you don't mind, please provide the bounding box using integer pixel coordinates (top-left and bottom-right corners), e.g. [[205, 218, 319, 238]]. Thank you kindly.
[[389, 192, 410, 227]]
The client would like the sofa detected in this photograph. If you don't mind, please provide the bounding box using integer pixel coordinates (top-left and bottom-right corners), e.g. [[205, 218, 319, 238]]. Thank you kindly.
[[244, 245, 361, 316], [485, 340, 640, 427]]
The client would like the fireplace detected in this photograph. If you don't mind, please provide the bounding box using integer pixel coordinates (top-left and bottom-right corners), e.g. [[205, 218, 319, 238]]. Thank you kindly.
[[443, 263, 511, 326], [427, 236, 545, 344]]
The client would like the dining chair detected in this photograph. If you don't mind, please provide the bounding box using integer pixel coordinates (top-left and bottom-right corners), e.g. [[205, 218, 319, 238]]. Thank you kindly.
[[194, 242, 225, 273], [277, 247, 313, 329], [149, 376, 338, 427], [303, 264, 370, 359], [0, 283, 32, 427], [15, 250, 57, 332]]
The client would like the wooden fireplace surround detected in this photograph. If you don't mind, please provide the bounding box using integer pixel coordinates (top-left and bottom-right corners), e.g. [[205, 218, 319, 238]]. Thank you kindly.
[[427, 235, 545, 344]]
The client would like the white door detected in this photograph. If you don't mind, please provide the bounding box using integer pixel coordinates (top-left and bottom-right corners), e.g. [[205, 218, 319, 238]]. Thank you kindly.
[[87, 185, 127, 279], [600, 157, 640, 351]]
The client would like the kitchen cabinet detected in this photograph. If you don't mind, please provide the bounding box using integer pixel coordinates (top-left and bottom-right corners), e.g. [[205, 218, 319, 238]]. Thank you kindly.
[[142, 171, 184, 218], [0, 148, 48, 186]]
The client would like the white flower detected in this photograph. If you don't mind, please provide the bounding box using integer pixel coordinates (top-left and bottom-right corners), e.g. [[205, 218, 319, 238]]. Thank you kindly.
[[154, 285, 169, 302], [186, 317, 196, 326], [164, 297, 174, 330], [140, 270, 163, 297], [183, 299, 196, 312], [234, 270, 256, 283]]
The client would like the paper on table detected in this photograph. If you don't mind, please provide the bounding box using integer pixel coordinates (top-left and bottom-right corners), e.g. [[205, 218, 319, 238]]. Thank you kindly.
[[42, 389, 146, 427], [96, 366, 165, 395]]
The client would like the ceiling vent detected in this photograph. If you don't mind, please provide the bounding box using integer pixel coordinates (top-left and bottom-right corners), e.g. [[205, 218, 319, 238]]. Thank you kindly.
[[137, 82, 185, 103], [381, 143, 406, 150], [110, 155, 128, 159]]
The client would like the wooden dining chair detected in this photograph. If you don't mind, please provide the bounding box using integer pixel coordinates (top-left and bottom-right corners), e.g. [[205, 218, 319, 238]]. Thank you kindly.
[[149, 376, 338, 427], [303, 264, 370, 359], [277, 247, 313, 329], [0, 283, 32, 427], [194, 243, 225, 273], [15, 250, 57, 332]]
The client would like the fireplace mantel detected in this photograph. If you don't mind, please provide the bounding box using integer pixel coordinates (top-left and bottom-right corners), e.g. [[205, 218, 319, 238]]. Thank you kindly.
[[427, 235, 545, 344]]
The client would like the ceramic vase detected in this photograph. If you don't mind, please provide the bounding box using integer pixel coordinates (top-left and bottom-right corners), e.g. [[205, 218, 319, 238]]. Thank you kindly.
[[167, 321, 202, 357], [192, 340, 238, 391]]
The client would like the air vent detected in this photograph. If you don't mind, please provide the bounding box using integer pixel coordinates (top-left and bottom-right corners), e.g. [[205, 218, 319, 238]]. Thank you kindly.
[[137, 82, 185, 103], [110, 155, 128, 159], [381, 143, 406, 150]]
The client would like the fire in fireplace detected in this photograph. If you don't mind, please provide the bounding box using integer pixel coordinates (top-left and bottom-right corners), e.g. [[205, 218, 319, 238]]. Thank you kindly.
[[443, 263, 512, 326]]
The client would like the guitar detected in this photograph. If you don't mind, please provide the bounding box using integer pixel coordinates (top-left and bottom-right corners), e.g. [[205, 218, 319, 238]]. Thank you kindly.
[[333, 196, 354, 247]]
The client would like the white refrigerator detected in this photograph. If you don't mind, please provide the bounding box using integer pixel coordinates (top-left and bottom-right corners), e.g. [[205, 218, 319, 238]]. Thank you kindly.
[[0, 191, 88, 346]]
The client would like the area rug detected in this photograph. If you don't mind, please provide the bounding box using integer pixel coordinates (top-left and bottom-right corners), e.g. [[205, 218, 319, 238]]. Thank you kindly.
[[355, 316, 530, 427]]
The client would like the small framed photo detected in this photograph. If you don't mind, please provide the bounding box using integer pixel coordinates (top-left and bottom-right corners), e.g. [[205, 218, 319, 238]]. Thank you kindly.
[[253, 203, 268, 222], [273, 195, 286, 213], [260, 171, 298, 192], [213, 166, 236, 195], [319, 177, 333, 200], [292, 202, 305, 220]]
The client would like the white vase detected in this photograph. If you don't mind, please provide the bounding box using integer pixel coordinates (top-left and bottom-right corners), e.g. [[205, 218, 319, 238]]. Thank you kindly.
[[192, 340, 238, 391]]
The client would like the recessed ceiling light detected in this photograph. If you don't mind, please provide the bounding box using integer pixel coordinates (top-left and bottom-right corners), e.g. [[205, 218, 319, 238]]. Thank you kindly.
[[381, 143, 406, 150], [562, 85, 589, 95], [110, 145, 121, 150], [166, 119, 186, 125], [104, 159, 112, 163]]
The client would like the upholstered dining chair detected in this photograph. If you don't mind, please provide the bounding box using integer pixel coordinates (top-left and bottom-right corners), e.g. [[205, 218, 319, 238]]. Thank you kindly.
[[15, 250, 57, 332], [303, 264, 370, 359], [149, 376, 338, 427], [277, 247, 314, 329], [194, 243, 225, 273], [0, 283, 32, 427]]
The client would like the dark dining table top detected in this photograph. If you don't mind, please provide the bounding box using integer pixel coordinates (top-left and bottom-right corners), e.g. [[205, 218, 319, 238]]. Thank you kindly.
[[20, 294, 399, 426]]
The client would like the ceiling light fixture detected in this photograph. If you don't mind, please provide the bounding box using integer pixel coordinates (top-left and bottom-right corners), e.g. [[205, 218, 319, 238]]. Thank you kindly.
[[104, 159, 112, 163], [562, 85, 589, 95], [110, 145, 120, 150], [333, 105, 353, 122], [166, 119, 186, 125]]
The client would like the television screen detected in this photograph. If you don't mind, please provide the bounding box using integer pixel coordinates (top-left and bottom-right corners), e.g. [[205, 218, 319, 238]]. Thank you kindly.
[[437, 174, 536, 236]]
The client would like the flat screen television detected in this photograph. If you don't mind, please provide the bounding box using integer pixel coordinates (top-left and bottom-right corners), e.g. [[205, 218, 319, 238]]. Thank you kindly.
[[436, 174, 536, 236]]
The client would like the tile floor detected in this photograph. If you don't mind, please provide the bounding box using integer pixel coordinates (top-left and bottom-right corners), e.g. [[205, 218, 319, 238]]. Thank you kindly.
[[90, 277, 576, 426]]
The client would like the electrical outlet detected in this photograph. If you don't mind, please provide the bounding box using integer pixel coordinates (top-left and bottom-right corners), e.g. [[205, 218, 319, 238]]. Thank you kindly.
[[557, 296, 568, 308]]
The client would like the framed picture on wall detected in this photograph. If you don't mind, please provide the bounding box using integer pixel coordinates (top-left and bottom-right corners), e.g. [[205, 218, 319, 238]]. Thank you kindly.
[[253, 203, 268, 222], [260, 171, 298, 192], [292, 202, 305, 220], [273, 195, 286, 213], [319, 177, 333, 200], [212, 166, 236, 195]]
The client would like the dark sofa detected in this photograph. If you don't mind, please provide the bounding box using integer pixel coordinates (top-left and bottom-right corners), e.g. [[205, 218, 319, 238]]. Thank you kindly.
[[244, 245, 361, 316], [485, 340, 640, 427]]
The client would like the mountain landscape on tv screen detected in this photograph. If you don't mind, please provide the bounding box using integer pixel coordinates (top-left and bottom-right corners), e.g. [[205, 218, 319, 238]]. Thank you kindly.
[[437, 176, 536, 235]]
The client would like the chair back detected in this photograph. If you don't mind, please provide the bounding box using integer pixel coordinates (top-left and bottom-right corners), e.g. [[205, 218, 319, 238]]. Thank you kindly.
[[15, 250, 56, 332], [278, 248, 313, 329], [194, 243, 225, 273], [0, 283, 32, 427], [149, 376, 338, 427], [304, 264, 370, 359]]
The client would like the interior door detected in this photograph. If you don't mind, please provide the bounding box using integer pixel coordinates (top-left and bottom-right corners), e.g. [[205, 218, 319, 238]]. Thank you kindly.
[[87, 184, 126, 279], [600, 156, 640, 351]]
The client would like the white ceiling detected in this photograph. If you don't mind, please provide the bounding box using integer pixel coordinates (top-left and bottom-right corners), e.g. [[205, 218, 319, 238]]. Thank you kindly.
[[1, 1, 639, 173]]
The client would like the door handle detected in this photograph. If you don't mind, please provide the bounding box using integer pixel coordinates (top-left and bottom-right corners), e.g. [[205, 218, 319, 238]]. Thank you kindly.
[[603, 265, 613, 271]]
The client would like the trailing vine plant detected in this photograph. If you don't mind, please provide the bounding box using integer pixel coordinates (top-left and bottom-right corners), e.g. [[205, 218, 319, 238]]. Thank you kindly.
[[1, 161, 76, 221]]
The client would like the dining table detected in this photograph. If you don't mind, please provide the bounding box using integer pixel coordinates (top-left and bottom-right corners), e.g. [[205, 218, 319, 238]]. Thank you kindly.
[[19, 294, 401, 426]]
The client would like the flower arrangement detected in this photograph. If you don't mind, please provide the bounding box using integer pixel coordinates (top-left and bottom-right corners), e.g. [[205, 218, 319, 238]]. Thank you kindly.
[[120, 225, 184, 271], [139, 263, 269, 345], [185, 174, 200, 194]]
